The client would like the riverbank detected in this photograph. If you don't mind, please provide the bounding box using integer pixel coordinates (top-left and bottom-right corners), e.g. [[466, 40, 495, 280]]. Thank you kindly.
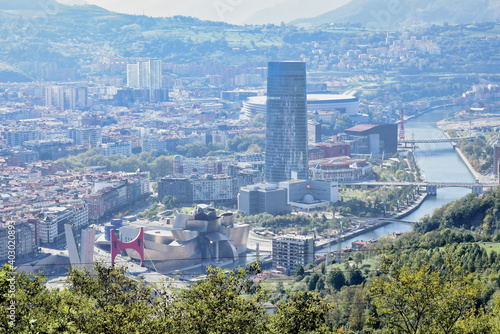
[[400, 103, 462, 124], [392, 192, 429, 220], [441, 128, 496, 183]]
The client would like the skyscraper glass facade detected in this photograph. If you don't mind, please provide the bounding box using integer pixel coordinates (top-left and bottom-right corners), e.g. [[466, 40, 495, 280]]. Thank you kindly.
[[265, 61, 308, 182]]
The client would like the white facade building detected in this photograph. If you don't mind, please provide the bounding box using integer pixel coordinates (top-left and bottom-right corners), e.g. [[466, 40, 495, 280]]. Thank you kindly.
[[100, 141, 132, 157], [192, 176, 234, 203]]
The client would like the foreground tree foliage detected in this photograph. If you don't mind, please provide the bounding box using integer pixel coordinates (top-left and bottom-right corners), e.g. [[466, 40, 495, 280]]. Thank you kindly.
[[162, 262, 269, 333], [269, 290, 333, 334], [368, 253, 481, 334], [414, 186, 500, 234], [0, 262, 334, 333], [5, 237, 500, 333]]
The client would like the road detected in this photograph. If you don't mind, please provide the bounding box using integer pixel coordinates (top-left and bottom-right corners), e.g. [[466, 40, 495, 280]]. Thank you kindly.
[[247, 233, 272, 253]]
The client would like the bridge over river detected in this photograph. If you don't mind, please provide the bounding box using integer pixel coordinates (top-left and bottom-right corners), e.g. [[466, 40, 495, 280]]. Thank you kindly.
[[343, 181, 497, 195], [398, 136, 475, 148], [400, 137, 463, 144]]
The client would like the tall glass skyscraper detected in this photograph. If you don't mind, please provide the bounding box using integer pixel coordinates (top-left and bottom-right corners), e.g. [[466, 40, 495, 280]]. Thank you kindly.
[[265, 61, 308, 183]]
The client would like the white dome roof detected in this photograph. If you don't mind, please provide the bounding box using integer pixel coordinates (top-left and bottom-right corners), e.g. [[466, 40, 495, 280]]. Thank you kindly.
[[303, 194, 315, 203]]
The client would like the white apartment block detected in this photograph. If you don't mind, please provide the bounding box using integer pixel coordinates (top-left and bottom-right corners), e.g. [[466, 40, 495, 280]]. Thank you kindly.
[[192, 176, 234, 203], [100, 141, 132, 157]]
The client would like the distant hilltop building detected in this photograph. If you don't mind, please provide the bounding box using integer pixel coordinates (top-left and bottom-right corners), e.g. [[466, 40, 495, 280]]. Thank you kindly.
[[265, 61, 308, 182], [118, 205, 249, 273]]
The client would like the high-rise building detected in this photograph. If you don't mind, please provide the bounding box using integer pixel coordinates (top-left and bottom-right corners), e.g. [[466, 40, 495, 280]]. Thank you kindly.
[[127, 59, 162, 99], [308, 120, 322, 143], [272, 235, 314, 275], [494, 144, 500, 176], [67, 126, 102, 148], [45, 86, 87, 110], [265, 61, 308, 182], [6, 129, 41, 147]]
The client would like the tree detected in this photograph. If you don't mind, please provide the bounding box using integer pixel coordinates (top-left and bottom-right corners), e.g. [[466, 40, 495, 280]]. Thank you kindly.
[[348, 269, 364, 286], [315, 277, 325, 291], [354, 252, 364, 267], [308, 273, 320, 291], [333, 114, 353, 134], [327, 268, 346, 291], [252, 113, 265, 127], [164, 262, 269, 333], [367, 255, 480, 334], [269, 290, 333, 334], [65, 262, 160, 333], [294, 264, 305, 279], [162, 195, 178, 209], [0, 263, 160, 333], [347, 286, 365, 331]]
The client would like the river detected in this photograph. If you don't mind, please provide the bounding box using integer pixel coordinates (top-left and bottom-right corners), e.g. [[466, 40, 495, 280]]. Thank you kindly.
[[317, 105, 475, 252], [213, 106, 475, 269], [399, 105, 474, 221]]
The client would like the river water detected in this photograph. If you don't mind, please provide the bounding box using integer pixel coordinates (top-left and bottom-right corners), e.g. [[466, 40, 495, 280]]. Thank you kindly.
[[402, 105, 474, 221], [219, 106, 475, 268], [317, 105, 475, 252]]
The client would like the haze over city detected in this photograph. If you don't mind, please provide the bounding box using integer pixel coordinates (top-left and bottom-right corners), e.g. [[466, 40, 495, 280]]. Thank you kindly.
[[59, 0, 350, 24]]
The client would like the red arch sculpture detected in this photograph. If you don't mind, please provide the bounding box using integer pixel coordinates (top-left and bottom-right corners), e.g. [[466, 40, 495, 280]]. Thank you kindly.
[[111, 227, 145, 267]]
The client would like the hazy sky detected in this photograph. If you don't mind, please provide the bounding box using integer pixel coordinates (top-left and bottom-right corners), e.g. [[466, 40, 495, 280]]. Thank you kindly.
[[59, 0, 350, 24]]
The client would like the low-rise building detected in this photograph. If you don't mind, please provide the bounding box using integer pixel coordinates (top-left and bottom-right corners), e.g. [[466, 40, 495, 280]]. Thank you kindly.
[[0, 221, 36, 262], [309, 156, 373, 182], [158, 174, 235, 205], [238, 183, 288, 215], [100, 141, 132, 157], [344, 123, 398, 156], [40, 206, 74, 244], [279, 179, 338, 211]]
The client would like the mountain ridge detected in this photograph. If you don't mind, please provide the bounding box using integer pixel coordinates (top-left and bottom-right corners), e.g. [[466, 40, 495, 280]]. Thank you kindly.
[[0, 0, 64, 10], [290, 0, 500, 28]]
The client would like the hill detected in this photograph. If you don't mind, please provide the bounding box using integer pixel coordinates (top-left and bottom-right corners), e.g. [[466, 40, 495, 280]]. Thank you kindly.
[[290, 0, 500, 29], [0, 0, 64, 10], [243, 0, 350, 25]]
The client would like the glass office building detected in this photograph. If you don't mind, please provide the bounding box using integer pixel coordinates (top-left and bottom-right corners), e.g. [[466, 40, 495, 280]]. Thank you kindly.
[[265, 61, 308, 182]]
